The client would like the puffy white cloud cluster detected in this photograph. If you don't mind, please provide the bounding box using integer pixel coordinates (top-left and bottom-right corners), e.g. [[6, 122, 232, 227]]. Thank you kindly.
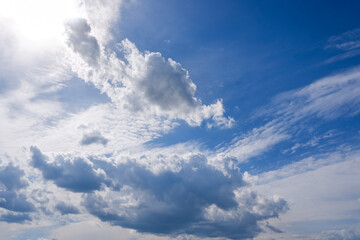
[[64, 17, 234, 127], [29, 147, 288, 239]]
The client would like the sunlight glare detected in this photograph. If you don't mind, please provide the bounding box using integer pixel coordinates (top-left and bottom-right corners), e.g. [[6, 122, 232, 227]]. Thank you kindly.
[[0, 0, 83, 44]]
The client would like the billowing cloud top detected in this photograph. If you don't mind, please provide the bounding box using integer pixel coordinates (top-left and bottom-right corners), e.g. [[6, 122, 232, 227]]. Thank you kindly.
[[1, 1, 359, 240], [65, 16, 233, 127], [29, 147, 288, 239]]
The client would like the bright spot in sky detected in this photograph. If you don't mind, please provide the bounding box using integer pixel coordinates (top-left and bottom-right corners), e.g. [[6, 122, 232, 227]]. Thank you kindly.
[[0, 0, 82, 44]]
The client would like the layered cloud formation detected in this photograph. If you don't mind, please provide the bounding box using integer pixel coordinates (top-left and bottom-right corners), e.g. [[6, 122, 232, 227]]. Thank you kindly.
[[0, 1, 360, 240], [29, 147, 288, 239]]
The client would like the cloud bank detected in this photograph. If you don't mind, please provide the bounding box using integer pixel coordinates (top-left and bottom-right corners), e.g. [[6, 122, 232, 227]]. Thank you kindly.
[[30, 147, 288, 239]]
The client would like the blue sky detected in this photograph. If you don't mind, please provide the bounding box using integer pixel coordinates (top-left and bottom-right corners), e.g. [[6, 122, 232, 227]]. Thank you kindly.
[[0, 0, 360, 239]]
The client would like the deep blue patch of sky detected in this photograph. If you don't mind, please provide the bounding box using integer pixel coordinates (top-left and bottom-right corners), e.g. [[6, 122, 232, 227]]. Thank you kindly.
[[117, 0, 360, 171]]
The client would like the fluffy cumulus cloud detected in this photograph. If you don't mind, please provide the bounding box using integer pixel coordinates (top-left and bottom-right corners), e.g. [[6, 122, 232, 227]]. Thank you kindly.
[[120, 40, 234, 127], [29, 147, 288, 239], [0, 163, 28, 191], [30, 146, 108, 193], [82, 0, 123, 45], [121, 40, 199, 112], [0, 212, 31, 224], [0, 162, 34, 223], [80, 131, 109, 146], [65, 18, 100, 66], [65, 16, 233, 127], [5, 0, 348, 239]]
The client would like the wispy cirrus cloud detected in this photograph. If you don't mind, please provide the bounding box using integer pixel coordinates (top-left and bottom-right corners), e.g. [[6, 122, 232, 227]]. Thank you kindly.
[[326, 28, 360, 51], [254, 149, 360, 239], [255, 66, 360, 121], [214, 66, 360, 165], [324, 28, 360, 64]]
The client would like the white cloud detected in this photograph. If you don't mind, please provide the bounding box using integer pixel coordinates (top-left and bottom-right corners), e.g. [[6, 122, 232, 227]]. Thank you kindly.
[[218, 66, 360, 164], [82, 0, 123, 45], [315, 224, 360, 240], [323, 49, 360, 65], [1, 1, 360, 239], [0, 0, 234, 160], [214, 122, 289, 163], [48, 219, 170, 240], [326, 28, 360, 51], [257, 66, 360, 121], [254, 149, 360, 239], [323, 28, 360, 64], [67, 32, 234, 127]]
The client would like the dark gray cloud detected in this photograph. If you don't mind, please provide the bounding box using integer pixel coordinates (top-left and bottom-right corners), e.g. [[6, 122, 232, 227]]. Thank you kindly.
[[116, 40, 234, 128], [0, 191, 35, 213], [55, 202, 80, 215], [121, 40, 198, 114], [0, 163, 28, 191], [82, 156, 242, 236], [65, 18, 100, 66], [0, 163, 35, 216], [265, 222, 284, 233], [30, 147, 288, 239], [85, 156, 287, 239], [92, 155, 241, 210], [30, 146, 108, 193], [0, 212, 31, 223], [80, 131, 109, 146], [136, 54, 197, 112]]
